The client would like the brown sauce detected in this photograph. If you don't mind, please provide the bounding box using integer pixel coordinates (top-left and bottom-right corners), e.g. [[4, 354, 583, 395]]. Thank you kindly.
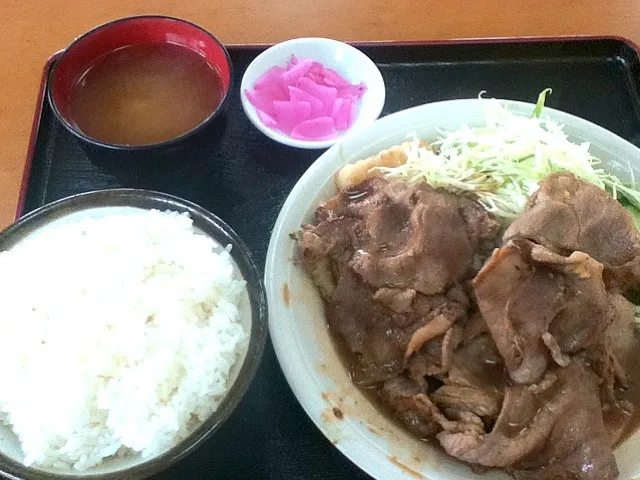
[[327, 322, 429, 433], [282, 283, 291, 307], [68, 42, 223, 145], [612, 344, 640, 446], [388, 456, 425, 479], [328, 297, 640, 450]]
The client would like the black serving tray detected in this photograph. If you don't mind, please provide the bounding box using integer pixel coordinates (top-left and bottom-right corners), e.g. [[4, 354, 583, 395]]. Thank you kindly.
[[17, 37, 640, 480]]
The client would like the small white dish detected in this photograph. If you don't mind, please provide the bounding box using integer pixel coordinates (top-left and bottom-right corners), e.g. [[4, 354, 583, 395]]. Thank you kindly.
[[240, 37, 386, 150]]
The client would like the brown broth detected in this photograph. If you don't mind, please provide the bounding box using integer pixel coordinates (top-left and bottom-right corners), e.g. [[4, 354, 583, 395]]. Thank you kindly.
[[68, 42, 223, 146]]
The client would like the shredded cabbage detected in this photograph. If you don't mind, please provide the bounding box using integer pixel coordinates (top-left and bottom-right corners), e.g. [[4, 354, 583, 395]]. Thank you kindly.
[[378, 89, 640, 221]]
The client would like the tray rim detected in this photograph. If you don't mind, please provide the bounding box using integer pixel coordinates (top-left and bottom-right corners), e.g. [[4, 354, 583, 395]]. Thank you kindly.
[[18, 34, 640, 221]]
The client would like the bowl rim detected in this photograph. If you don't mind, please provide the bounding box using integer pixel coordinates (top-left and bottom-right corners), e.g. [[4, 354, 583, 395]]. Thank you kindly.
[[240, 37, 386, 150], [264, 98, 640, 480], [0, 189, 268, 480], [47, 15, 234, 152]]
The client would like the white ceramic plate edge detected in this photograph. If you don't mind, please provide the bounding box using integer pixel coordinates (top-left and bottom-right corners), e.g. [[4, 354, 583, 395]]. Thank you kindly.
[[265, 98, 640, 480]]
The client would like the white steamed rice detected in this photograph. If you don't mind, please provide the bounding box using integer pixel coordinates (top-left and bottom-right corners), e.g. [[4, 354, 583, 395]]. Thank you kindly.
[[0, 209, 247, 471]]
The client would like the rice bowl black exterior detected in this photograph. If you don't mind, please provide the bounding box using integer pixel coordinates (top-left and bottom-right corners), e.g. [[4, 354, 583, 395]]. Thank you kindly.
[[0, 189, 268, 480]]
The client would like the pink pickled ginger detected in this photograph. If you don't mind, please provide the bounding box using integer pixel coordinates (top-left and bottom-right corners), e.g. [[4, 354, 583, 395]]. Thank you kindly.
[[245, 55, 367, 142]]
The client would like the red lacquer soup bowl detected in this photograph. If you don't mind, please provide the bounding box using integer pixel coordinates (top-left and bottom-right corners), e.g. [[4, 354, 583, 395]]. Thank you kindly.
[[48, 16, 233, 160]]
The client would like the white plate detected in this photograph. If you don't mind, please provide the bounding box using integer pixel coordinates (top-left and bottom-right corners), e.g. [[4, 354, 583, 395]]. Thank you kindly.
[[265, 99, 640, 479]]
